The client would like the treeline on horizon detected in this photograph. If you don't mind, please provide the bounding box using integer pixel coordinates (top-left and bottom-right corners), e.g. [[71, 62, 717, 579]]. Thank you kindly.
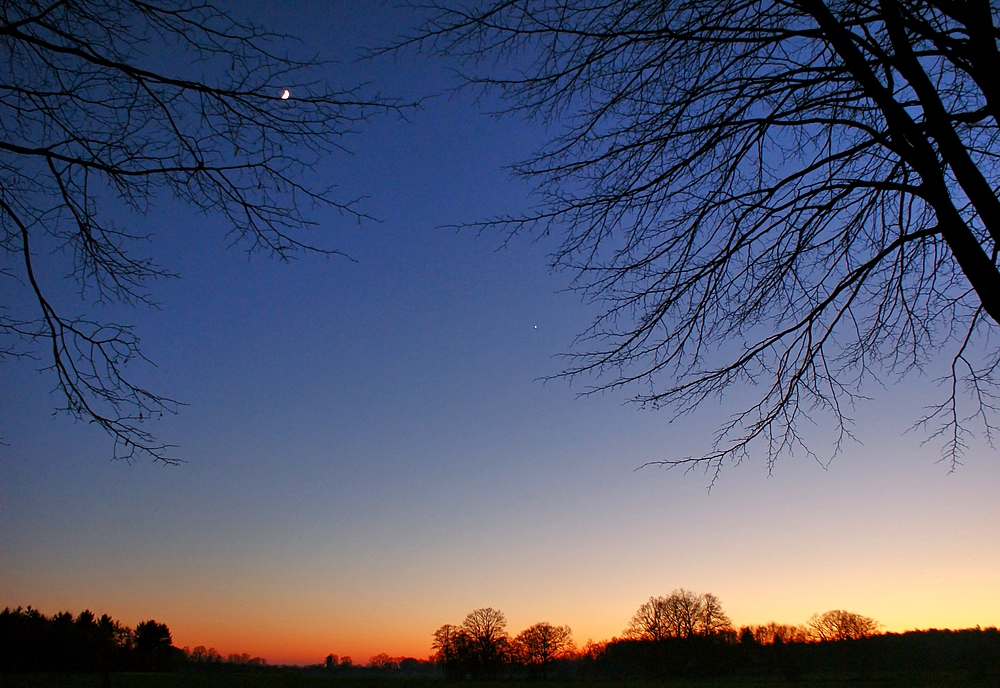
[[0, 607, 277, 674], [0, 606, 434, 676], [430, 591, 1000, 680], [0, 607, 179, 673], [4, 591, 1000, 680]]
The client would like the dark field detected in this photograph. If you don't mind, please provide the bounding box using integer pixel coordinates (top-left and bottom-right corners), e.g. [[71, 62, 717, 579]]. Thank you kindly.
[[2, 675, 998, 688]]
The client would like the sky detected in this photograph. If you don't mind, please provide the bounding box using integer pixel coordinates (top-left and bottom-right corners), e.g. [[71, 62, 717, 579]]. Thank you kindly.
[[2, 0, 999, 667]]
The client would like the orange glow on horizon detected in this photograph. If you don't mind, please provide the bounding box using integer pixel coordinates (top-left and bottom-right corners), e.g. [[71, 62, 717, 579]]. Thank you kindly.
[[4, 596, 995, 668], [166, 610, 999, 667]]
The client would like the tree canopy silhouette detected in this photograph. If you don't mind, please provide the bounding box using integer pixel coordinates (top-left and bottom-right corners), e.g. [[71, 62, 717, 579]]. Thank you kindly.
[[514, 622, 575, 678], [408, 0, 1000, 476], [433, 608, 581, 679], [623, 590, 733, 641], [458, 607, 511, 679], [1, 0, 397, 462], [809, 609, 881, 641]]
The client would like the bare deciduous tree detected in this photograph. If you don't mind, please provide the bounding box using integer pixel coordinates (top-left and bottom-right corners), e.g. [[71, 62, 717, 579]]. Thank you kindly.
[[462, 606, 511, 677], [433, 608, 511, 679], [623, 595, 673, 642], [624, 589, 733, 640], [431, 623, 469, 678], [367, 653, 401, 670], [809, 609, 881, 640], [514, 622, 575, 678], [1, 0, 398, 462], [700, 592, 734, 637], [407, 0, 1000, 477]]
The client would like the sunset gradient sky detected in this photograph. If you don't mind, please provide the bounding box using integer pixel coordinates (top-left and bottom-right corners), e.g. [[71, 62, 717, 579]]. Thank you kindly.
[[2, 0, 999, 666]]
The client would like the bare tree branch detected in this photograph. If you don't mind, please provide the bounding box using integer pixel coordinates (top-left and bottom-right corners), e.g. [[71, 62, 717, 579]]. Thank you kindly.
[[405, 0, 1000, 477], [1, 0, 405, 462]]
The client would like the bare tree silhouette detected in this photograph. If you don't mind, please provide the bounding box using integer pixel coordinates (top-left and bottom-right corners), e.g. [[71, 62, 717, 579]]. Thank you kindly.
[[1, 0, 399, 462], [809, 609, 881, 641], [461, 607, 511, 679], [624, 590, 733, 640], [514, 622, 574, 678], [406, 0, 1000, 477], [431, 623, 469, 678]]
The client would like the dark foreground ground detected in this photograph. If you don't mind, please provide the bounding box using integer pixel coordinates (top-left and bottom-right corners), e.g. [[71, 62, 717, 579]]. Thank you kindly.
[[2, 674, 998, 688]]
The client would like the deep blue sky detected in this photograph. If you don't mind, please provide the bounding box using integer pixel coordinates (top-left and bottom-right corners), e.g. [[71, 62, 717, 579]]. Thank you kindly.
[[2, 0, 999, 665]]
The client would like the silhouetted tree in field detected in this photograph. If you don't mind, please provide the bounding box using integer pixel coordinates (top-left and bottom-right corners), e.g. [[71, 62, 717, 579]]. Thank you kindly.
[[459, 607, 511, 679], [368, 653, 393, 669], [1, 0, 401, 462], [64, 610, 125, 672], [809, 609, 881, 641], [514, 622, 575, 679], [407, 0, 1000, 476], [133, 620, 175, 671], [432, 623, 472, 679], [187, 645, 224, 665], [435, 608, 582, 679], [624, 590, 734, 640]]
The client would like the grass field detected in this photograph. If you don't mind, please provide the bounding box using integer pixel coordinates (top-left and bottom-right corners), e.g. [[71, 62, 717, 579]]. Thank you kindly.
[[2, 674, 998, 688]]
